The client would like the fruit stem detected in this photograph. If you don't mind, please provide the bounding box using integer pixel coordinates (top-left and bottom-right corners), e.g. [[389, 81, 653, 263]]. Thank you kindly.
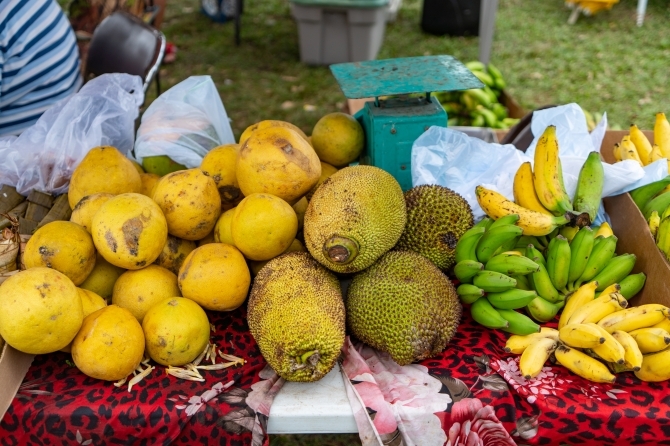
[[323, 236, 359, 264], [300, 350, 319, 365]]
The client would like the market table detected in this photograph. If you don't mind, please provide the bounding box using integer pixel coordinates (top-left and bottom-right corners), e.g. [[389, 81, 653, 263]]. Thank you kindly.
[[3, 302, 670, 446]]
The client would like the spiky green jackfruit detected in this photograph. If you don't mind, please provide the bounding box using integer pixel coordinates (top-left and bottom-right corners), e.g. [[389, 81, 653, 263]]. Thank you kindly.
[[304, 165, 406, 273], [396, 185, 474, 271], [346, 250, 462, 365], [247, 252, 345, 382]]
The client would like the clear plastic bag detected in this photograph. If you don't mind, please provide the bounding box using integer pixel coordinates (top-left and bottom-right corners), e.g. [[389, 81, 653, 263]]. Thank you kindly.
[[134, 76, 236, 168], [0, 73, 144, 195]]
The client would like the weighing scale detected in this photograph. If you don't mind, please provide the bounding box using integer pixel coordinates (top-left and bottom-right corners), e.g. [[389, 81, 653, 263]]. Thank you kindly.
[[330, 55, 483, 191]]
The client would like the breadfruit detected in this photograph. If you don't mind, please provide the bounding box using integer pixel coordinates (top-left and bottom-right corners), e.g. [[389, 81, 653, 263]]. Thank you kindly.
[[247, 252, 345, 382], [346, 250, 462, 365], [396, 185, 474, 270], [304, 165, 406, 273]]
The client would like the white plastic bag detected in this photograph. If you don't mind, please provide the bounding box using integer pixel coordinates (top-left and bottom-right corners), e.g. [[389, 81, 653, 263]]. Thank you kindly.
[[134, 76, 235, 168], [0, 73, 144, 195]]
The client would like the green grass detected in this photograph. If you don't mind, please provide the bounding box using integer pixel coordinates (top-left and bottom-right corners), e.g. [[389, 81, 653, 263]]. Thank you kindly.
[[153, 0, 670, 141]]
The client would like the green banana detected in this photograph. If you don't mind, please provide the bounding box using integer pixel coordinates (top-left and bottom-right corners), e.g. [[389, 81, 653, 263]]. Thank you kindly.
[[471, 297, 509, 329], [477, 106, 498, 128], [526, 296, 563, 323], [643, 191, 670, 220], [513, 274, 532, 291], [546, 235, 571, 292], [475, 224, 524, 263], [573, 151, 605, 225], [483, 86, 498, 104], [492, 103, 508, 121], [474, 217, 494, 230], [516, 235, 541, 250], [463, 89, 492, 109], [457, 283, 485, 304], [454, 226, 486, 263], [471, 115, 485, 127], [472, 71, 496, 88], [657, 216, 670, 260], [560, 225, 580, 242], [489, 214, 520, 229], [567, 226, 595, 289], [630, 176, 670, 210], [454, 260, 484, 283], [593, 254, 637, 291], [525, 244, 547, 268], [466, 61, 487, 72], [487, 289, 538, 310], [485, 253, 540, 276], [473, 270, 517, 293], [576, 235, 618, 286], [497, 309, 540, 335], [618, 272, 647, 300]]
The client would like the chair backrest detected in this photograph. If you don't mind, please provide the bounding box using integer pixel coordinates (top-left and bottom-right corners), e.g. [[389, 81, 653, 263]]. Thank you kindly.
[[85, 11, 166, 93]]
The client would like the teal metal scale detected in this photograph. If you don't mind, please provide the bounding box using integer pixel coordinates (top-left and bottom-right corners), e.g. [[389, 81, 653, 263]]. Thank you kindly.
[[330, 55, 483, 191]]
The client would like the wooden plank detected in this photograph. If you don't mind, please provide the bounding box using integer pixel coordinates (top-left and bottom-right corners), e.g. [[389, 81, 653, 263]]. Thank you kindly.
[[24, 202, 50, 223], [26, 190, 55, 208], [0, 186, 25, 215], [18, 218, 38, 236], [37, 194, 72, 229]]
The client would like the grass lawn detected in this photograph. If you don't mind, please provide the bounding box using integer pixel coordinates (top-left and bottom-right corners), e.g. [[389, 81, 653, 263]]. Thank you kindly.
[[149, 1, 669, 444], [152, 0, 670, 142]]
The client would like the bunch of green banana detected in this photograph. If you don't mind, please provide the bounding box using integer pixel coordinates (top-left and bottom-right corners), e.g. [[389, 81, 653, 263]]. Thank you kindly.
[[436, 61, 520, 129]]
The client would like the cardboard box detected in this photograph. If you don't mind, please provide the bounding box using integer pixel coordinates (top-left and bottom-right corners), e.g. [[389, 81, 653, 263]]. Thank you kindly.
[[0, 343, 34, 420], [599, 129, 668, 307]]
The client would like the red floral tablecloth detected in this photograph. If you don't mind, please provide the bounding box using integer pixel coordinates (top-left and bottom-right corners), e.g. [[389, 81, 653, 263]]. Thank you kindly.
[[3, 304, 670, 446]]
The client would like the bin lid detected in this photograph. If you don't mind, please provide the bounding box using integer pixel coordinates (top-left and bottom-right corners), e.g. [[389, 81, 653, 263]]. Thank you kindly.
[[330, 55, 483, 99], [291, 0, 388, 7]]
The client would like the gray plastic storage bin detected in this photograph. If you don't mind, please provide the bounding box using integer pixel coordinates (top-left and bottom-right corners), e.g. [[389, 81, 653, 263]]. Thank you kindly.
[[290, 0, 389, 66]]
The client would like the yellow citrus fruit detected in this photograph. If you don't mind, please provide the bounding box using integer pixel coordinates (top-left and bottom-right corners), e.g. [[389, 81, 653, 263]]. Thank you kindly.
[[200, 144, 243, 208], [140, 173, 161, 197], [130, 159, 145, 174], [248, 239, 306, 276], [24, 221, 96, 285], [72, 305, 145, 381], [236, 127, 321, 204], [292, 197, 308, 231], [239, 120, 309, 146], [112, 265, 181, 323], [79, 252, 125, 301], [213, 208, 236, 246], [142, 297, 210, 366], [311, 112, 364, 167], [152, 168, 222, 240], [0, 267, 83, 354], [231, 193, 298, 261], [68, 146, 142, 209], [306, 162, 338, 201], [62, 288, 108, 353], [154, 235, 197, 275], [70, 193, 115, 233], [91, 193, 168, 270], [178, 243, 250, 311]]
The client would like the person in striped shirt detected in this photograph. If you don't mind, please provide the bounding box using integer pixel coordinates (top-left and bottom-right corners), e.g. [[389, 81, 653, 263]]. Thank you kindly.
[[0, 0, 83, 136]]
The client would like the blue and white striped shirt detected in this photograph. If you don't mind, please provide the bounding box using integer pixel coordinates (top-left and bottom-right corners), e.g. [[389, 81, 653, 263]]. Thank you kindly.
[[0, 0, 83, 136]]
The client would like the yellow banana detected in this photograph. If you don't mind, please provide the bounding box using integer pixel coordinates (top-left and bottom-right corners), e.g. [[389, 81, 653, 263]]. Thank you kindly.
[[596, 283, 620, 298], [519, 337, 558, 379], [597, 304, 670, 333], [649, 144, 665, 163], [533, 125, 574, 215], [635, 347, 670, 382], [629, 327, 670, 354], [475, 186, 570, 236], [594, 222, 614, 238], [559, 323, 605, 349], [567, 292, 627, 325], [629, 124, 653, 166], [611, 330, 643, 371], [620, 136, 644, 167], [655, 112, 670, 159], [555, 344, 616, 383], [649, 211, 661, 238], [504, 327, 560, 354], [588, 323, 626, 364], [653, 318, 670, 333], [513, 162, 553, 215], [612, 143, 624, 162], [558, 281, 598, 329]]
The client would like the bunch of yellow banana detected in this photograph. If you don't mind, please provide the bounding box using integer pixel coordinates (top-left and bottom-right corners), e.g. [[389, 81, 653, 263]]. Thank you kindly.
[[612, 113, 670, 172], [504, 280, 670, 383]]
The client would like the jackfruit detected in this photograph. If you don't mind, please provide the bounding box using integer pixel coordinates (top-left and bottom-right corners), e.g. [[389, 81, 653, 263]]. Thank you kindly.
[[346, 250, 462, 365], [247, 252, 345, 382], [396, 185, 474, 271], [304, 165, 406, 273]]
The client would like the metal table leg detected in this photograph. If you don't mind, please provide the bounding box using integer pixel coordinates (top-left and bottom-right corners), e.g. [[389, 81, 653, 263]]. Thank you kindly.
[[637, 0, 648, 26], [235, 0, 242, 45], [478, 0, 498, 65]]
